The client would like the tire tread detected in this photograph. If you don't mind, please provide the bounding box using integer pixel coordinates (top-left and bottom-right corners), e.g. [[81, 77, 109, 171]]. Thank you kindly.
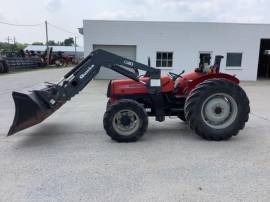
[[184, 79, 250, 141]]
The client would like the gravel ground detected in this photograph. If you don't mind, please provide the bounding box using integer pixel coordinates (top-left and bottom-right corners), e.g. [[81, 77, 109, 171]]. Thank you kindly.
[[0, 68, 270, 202]]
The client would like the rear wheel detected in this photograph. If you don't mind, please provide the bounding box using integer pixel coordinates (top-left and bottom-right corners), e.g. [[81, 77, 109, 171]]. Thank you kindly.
[[178, 113, 186, 122], [103, 99, 148, 142], [0, 62, 4, 73], [4, 62, 9, 73], [0, 62, 9, 73], [184, 79, 250, 141]]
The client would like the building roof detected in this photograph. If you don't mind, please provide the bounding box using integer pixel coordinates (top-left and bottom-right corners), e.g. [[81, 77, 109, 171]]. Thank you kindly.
[[83, 19, 270, 27], [24, 45, 84, 53]]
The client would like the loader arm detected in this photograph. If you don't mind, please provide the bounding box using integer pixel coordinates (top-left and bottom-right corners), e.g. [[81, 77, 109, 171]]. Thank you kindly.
[[8, 49, 161, 135], [37, 49, 161, 105]]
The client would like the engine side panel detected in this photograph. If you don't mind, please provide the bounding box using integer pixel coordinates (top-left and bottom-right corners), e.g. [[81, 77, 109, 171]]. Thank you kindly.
[[110, 75, 174, 96]]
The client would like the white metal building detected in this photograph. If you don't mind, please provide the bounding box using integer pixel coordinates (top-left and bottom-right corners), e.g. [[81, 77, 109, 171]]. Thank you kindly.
[[82, 20, 270, 81]]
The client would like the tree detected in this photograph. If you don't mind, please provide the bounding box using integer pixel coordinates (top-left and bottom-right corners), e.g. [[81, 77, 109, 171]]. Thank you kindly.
[[57, 41, 64, 46], [44, 38, 75, 46], [47, 40, 57, 46], [63, 37, 74, 46], [32, 42, 43, 45], [0, 42, 27, 53]]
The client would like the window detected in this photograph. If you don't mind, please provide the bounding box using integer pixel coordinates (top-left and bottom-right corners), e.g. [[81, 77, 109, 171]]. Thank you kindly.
[[226, 53, 242, 67], [156, 52, 173, 67]]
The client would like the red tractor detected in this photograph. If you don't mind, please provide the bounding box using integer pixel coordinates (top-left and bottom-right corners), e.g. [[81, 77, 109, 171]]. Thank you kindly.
[[8, 50, 250, 142]]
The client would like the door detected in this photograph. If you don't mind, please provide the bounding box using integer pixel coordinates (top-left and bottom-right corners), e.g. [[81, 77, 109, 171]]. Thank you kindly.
[[258, 39, 270, 79], [93, 45, 137, 79]]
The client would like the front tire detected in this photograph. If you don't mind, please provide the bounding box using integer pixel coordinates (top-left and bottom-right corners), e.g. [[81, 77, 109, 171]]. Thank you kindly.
[[184, 79, 250, 141], [103, 99, 148, 142], [106, 100, 111, 110]]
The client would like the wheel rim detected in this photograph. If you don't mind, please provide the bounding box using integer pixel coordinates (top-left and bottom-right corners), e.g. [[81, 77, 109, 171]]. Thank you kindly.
[[112, 109, 140, 136], [201, 93, 238, 129]]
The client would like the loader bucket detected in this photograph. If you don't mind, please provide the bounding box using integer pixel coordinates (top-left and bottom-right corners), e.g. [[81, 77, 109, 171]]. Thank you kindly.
[[8, 91, 65, 136]]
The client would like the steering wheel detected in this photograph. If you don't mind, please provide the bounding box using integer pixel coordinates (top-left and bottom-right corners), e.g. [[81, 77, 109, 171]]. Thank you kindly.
[[168, 70, 185, 81]]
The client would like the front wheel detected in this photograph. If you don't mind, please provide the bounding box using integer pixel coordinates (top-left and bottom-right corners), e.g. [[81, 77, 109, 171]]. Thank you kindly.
[[184, 79, 250, 141], [103, 99, 148, 142]]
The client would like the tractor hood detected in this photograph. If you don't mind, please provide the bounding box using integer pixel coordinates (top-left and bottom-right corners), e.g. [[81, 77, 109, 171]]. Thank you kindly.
[[110, 76, 174, 96]]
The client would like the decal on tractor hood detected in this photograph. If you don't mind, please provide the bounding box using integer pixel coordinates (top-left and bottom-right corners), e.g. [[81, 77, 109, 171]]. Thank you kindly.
[[123, 60, 134, 67], [80, 65, 94, 79], [150, 79, 161, 87]]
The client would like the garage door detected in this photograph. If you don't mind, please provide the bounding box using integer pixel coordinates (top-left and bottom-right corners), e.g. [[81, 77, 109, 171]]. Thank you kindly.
[[93, 45, 136, 79]]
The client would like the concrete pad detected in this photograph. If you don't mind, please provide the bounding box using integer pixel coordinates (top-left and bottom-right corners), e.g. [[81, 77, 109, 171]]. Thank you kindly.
[[0, 69, 270, 202]]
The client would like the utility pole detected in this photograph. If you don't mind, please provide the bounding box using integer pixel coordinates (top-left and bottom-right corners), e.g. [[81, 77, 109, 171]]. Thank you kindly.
[[45, 20, 48, 49], [6, 36, 10, 44], [13, 36, 16, 44], [45, 20, 49, 64], [74, 36, 77, 63]]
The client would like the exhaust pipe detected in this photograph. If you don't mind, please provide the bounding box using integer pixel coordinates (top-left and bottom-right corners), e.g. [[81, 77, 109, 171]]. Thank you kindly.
[[8, 86, 65, 136]]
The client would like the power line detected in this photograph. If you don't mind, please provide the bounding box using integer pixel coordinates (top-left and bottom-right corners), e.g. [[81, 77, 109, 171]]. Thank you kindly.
[[0, 20, 81, 45], [0, 21, 43, 27], [0, 20, 79, 36], [47, 22, 78, 36]]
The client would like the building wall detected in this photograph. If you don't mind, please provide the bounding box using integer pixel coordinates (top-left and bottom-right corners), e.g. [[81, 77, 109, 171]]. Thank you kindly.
[[83, 20, 270, 81]]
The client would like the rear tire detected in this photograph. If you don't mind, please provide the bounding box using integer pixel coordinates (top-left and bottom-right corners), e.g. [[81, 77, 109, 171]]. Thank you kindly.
[[0, 62, 9, 73], [178, 113, 186, 122], [103, 99, 148, 142], [0, 62, 4, 73], [4, 62, 9, 73], [184, 79, 250, 141]]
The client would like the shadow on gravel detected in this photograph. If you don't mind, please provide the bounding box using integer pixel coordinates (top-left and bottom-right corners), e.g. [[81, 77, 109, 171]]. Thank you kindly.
[[11, 120, 243, 149], [15, 123, 75, 148], [145, 121, 244, 143], [145, 122, 200, 142]]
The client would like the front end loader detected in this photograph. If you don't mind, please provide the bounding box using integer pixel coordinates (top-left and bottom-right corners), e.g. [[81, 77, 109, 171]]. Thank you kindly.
[[7, 49, 250, 142]]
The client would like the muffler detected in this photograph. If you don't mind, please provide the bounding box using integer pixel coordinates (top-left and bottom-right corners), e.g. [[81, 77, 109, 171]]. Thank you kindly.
[[8, 85, 65, 136]]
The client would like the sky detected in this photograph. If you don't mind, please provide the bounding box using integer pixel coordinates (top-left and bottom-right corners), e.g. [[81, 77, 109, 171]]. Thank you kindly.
[[0, 0, 270, 46]]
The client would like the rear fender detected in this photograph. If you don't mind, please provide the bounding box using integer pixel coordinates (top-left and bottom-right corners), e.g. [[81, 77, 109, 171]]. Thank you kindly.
[[187, 73, 239, 94]]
